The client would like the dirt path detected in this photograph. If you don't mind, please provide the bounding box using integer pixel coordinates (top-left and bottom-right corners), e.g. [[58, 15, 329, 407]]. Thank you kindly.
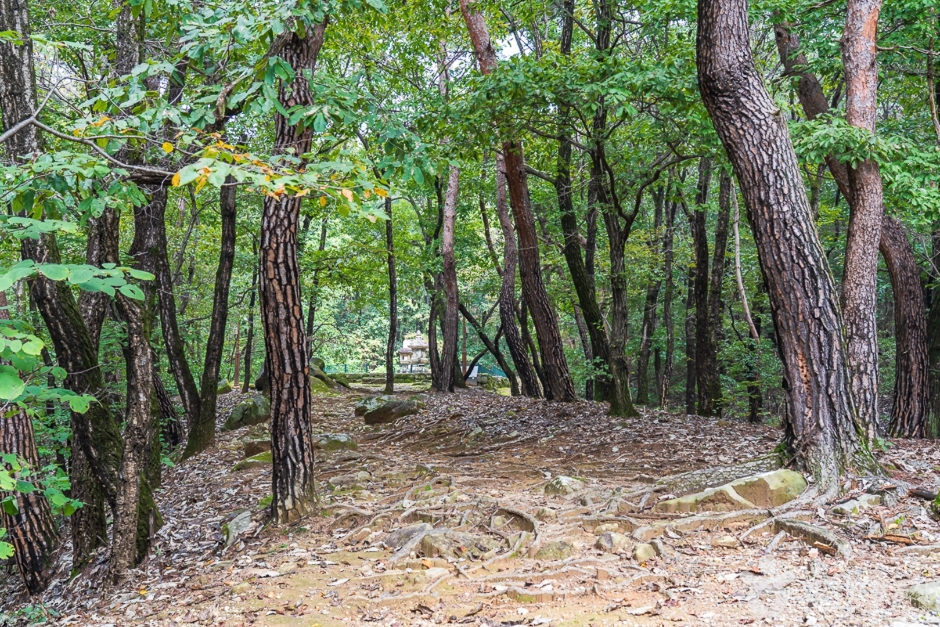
[[4, 388, 940, 626]]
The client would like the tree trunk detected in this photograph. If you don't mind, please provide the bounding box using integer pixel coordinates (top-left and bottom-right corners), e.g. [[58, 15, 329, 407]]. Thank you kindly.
[[697, 0, 874, 486], [460, 0, 577, 402], [182, 178, 237, 458], [494, 154, 541, 397], [660, 184, 678, 409], [0, 409, 59, 594], [110, 295, 154, 582], [384, 198, 397, 394], [305, 219, 328, 338], [684, 264, 696, 415], [636, 186, 665, 405], [243, 241, 258, 393], [259, 19, 327, 523], [840, 0, 885, 442], [773, 23, 928, 437], [705, 170, 732, 413], [440, 166, 460, 393], [459, 304, 518, 394]]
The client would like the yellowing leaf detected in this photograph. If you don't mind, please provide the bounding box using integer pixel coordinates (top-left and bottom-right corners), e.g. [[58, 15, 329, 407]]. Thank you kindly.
[[195, 176, 207, 194], [363, 190, 371, 199], [171, 172, 181, 187], [295, 188, 310, 197], [162, 142, 174, 154], [341, 189, 354, 202], [374, 187, 388, 198], [89, 116, 110, 128], [366, 214, 377, 223], [319, 196, 327, 207]]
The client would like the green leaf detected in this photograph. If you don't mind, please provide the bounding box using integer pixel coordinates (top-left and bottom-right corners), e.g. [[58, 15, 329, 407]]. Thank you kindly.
[[119, 284, 145, 300], [0, 540, 12, 560], [39, 264, 70, 281], [67, 396, 91, 413], [1, 497, 19, 516], [15, 480, 34, 494], [0, 367, 26, 400], [127, 268, 155, 281]]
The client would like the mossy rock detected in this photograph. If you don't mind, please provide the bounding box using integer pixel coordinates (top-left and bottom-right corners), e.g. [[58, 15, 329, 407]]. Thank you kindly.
[[355, 394, 422, 424], [223, 395, 271, 431], [257, 494, 273, 509], [311, 357, 326, 371], [217, 379, 234, 394], [310, 376, 332, 395], [331, 373, 350, 387], [233, 451, 272, 471], [534, 540, 574, 560], [314, 433, 358, 452]]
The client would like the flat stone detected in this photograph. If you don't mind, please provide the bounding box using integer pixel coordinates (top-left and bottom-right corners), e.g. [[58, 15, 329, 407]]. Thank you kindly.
[[545, 476, 584, 496], [535, 508, 557, 521], [831, 493, 881, 516], [906, 582, 940, 611], [655, 485, 757, 513], [595, 532, 630, 553], [223, 395, 271, 431], [230, 581, 251, 595], [384, 523, 432, 549], [727, 469, 807, 508], [897, 544, 940, 556], [233, 451, 272, 471], [328, 471, 370, 491], [712, 535, 739, 548], [277, 562, 298, 575], [420, 529, 500, 559], [534, 541, 575, 560], [409, 566, 449, 583], [314, 433, 358, 452], [355, 395, 422, 424], [633, 543, 657, 562], [222, 510, 252, 548]]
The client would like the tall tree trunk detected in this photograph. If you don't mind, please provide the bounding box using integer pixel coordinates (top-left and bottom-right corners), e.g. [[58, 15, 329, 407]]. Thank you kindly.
[[440, 167, 460, 393], [460, 0, 577, 402], [636, 186, 665, 405], [259, 19, 327, 523], [684, 264, 696, 415], [459, 303, 518, 394], [182, 179, 237, 458], [697, 0, 875, 486], [840, 0, 885, 442], [705, 170, 732, 413], [305, 219, 328, 338], [731, 183, 764, 423], [0, 409, 59, 594], [243, 241, 258, 393], [660, 185, 678, 408], [495, 154, 541, 397], [384, 198, 398, 394], [110, 295, 154, 582], [572, 304, 594, 400], [773, 23, 928, 437], [929, 229, 940, 437]]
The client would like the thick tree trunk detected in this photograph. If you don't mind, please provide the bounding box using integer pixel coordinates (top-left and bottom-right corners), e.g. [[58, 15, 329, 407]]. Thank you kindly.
[[773, 23, 928, 437], [0, 409, 59, 594], [928, 232, 940, 437], [259, 19, 327, 523], [697, 0, 875, 485], [440, 167, 460, 393], [384, 199, 397, 394], [460, 0, 577, 402], [182, 179, 236, 458], [494, 155, 541, 397], [840, 0, 885, 442]]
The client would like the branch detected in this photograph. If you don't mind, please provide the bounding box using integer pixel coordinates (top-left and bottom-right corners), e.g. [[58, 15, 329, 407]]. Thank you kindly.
[[524, 164, 557, 185]]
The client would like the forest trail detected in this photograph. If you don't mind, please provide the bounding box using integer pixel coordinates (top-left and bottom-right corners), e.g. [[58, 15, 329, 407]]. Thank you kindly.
[[8, 388, 940, 626]]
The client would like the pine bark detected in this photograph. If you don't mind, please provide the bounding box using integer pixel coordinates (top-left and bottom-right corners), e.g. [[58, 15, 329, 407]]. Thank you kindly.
[[636, 187, 665, 405], [259, 19, 327, 523], [243, 241, 258, 393], [840, 0, 885, 442], [697, 0, 874, 485], [773, 23, 928, 437], [460, 0, 577, 402], [660, 185, 678, 408]]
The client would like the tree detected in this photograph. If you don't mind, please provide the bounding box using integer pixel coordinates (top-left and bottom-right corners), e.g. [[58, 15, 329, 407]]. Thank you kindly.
[[696, 0, 875, 486]]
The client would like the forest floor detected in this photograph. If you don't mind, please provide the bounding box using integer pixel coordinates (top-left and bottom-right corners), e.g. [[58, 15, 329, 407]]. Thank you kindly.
[[3, 386, 940, 627]]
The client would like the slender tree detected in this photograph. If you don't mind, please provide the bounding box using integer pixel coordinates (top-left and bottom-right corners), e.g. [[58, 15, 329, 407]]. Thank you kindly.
[[384, 197, 397, 394]]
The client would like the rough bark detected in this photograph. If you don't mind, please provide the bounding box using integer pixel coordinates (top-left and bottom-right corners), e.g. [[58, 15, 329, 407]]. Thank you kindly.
[[440, 167, 460, 393], [259, 19, 327, 523], [0, 409, 59, 594], [384, 198, 397, 394], [660, 184, 678, 408], [182, 179, 236, 458], [705, 171, 732, 413], [773, 23, 928, 437], [460, 0, 577, 402], [242, 241, 258, 393], [459, 303, 518, 394], [494, 154, 541, 397], [684, 264, 696, 415], [697, 0, 874, 485], [636, 187, 665, 405], [840, 0, 885, 442]]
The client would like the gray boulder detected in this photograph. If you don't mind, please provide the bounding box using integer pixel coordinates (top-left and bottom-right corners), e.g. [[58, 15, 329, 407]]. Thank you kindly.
[[355, 394, 425, 424], [223, 395, 271, 431], [906, 582, 940, 611]]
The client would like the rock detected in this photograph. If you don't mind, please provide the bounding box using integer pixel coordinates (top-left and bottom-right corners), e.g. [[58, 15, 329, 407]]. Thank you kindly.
[[328, 471, 371, 491], [222, 510, 252, 547], [906, 582, 940, 611], [727, 469, 807, 508], [496, 387, 512, 396], [242, 439, 271, 458], [712, 535, 739, 548], [897, 544, 940, 555], [655, 469, 806, 513], [311, 357, 326, 371], [595, 532, 630, 553], [230, 581, 251, 595], [655, 485, 756, 513], [544, 476, 584, 496], [233, 451, 272, 471], [831, 493, 881, 516], [420, 529, 501, 559], [309, 360, 336, 389], [310, 376, 332, 395], [773, 518, 851, 558], [277, 562, 298, 575], [385, 523, 433, 549], [314, 433, 358, 452], [355, 395, 423, 424], [593, 522, 620, 534], [223, 395, 271, 431], [409, 567, 449, 583], [633, 543, 657, 562], [535, 508, 557, 522], [217, 379, 234, 394], [534, 541, 575, 560]]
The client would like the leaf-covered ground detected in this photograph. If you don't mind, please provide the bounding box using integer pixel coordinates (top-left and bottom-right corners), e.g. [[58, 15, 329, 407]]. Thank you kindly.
[[3, 386, 940, 626]]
